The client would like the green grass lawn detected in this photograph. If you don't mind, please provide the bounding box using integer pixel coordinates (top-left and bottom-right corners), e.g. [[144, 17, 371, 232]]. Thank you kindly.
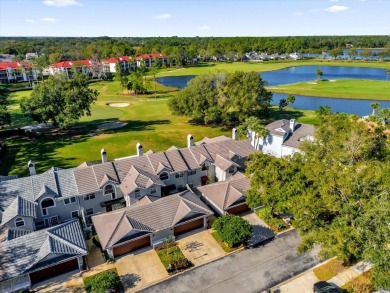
[[313, 258, 348, 281], [156, 60, 390, 77], [156, 245, 187, 271], [0, 78, 316, 176], [268, 79, 390, 100]]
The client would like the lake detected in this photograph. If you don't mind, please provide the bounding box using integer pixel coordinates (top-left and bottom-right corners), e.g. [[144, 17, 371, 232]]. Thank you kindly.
[[156, 66, 390, 115]]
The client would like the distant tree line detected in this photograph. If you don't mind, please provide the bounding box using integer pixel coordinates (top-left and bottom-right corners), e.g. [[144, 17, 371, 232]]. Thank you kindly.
[[1, 35, 389, 65]]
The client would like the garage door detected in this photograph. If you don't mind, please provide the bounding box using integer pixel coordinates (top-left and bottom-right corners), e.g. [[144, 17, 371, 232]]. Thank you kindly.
[[29, 258, 78, 285], [174, 218, 204, 236], [226, 204, 250, 215], [113, 235, 151, 258]]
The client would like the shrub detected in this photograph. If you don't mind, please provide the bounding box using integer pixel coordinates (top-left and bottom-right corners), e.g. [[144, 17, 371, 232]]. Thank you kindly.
[[212, 215, 252, 248], [92, 235, 102, 250], [83, 269, 123, 293]]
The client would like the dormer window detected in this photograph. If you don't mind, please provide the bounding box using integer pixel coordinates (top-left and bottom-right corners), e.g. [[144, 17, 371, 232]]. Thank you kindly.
[[15, 217, 25, 227], [150, 186, 157, 194], [202, 163, 209, 171], [41, 198, 55, 216], [159, 172, 169, 181], [135, 190, 141, 198], [228, 166, 235, 174], [104, 184, 116, 199]]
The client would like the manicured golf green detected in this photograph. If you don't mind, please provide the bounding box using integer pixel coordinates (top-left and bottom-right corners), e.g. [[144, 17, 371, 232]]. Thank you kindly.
[[267, 79, 390, 100], [156, 60, 390, 77]]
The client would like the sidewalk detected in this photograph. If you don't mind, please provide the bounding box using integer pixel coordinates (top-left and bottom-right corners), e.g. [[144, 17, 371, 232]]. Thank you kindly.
[[272, 260, 371, 293]]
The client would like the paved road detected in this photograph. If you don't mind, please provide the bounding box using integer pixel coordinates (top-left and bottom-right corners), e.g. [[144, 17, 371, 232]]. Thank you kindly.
[[141, 230, 320, 293]]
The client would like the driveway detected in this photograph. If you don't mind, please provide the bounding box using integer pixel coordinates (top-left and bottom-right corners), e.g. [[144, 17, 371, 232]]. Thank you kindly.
[[32, 270, 84, 293], [240, 211, 276, 247], [176, 229, 225, 266], [141, 229, 320, 293], [115, 247, 168, 292]]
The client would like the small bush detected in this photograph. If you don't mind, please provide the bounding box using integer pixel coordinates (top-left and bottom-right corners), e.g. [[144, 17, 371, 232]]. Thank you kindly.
[[83, 269, 123, 293], [255, 207, 288, 232], [92, 235, 102, 250], [212, 215, 252, 248]]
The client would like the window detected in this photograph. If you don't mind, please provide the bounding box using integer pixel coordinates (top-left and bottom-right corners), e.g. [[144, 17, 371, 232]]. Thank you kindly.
[[188, 170, 196, 176], [15, 217, 25, 227], [228, 166, 235, 174], [41, 198, 55, 208], [86, 208, 94, 216], [71, 211, 79, 218], [104, 184, 114, 195], [64, 197, 76, 205], [175, 172, 184, 178], [159, 172, 169, 181], [202, 163, 209, 171], [134, 190, 141, 198], [150, 186, 156, 194], [84, 193, 95, 201]]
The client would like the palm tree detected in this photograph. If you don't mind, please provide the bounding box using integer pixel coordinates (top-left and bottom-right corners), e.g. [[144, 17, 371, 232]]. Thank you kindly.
[[370, 102, 381, 115], [315, 69, 323, 82]]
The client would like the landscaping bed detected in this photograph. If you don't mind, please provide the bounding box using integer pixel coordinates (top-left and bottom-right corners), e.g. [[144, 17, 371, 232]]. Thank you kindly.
[[211, 231, 243, 253], [156, 239, 192, 274], [313, 258, 348, 281], [83, 268, 124, 293], [255, 207, 289, 233], [342, 271, 373, 293]]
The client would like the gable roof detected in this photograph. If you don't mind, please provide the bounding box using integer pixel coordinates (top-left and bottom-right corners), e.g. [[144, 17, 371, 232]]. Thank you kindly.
[[50, 60, 98, 69], [1, 196, 37, 226], [197, 172, 250, 212], [120, 166, 163, 195], [135, 53, 168, 60], [0, 220, 87, 282], [282, 123, 315, 148], [92, 190, 212, 250]]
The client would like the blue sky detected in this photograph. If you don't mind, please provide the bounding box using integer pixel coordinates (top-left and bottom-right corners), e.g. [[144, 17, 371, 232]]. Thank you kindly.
[[1, 0, 389, 37]]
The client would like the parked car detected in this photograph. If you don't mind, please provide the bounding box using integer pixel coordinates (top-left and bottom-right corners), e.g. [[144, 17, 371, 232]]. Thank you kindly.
[[313, 281, 343, 293]]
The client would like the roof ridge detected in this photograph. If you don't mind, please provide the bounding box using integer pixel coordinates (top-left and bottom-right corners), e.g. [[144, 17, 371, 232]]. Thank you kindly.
[[145, 153, 156, 173], [46, 221, 86, 254], [105, 210, 127, 249], [162, 152, 175, 171], [181, 194, 211, 214], [222, 183, 231, 210], [171, 199, 192, 226], [177, 149, 191, 170], [201, 144, 215, 163]]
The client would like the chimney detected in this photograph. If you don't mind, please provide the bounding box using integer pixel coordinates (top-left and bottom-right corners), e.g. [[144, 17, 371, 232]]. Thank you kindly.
[[136, 142, 143, 156], [101, 148, 108, 163], [290, 119, 296, 133], [232, 128, 238, 140], [28, 160, 36, 176], [187, 134, 194, 148]]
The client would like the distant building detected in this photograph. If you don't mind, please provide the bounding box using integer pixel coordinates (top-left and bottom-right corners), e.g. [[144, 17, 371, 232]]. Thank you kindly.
[[0, 62, 38, 84], [102, 56, 136, 73], [25, 52, 39, 60], [49, 60, 101, 79], [135, 53, 169, 67]]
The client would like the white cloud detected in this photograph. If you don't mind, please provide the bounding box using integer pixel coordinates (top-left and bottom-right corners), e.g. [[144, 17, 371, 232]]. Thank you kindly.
[[25, 19, 35, 23], [155, 13, 172, 19], [325, 5, 349, 12], [329, 0, 339, 2], [294, 12, 303, 16], [41, 17, 58, 23], [43, 0, 82, 7], [198, 25, 211, 30]]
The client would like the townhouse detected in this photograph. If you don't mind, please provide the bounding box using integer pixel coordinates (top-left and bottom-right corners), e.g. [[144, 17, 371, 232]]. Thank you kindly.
[[135, 53, 169, 67], [0, 133, 255, 291], [0, 62, 38, 84], [49, 60, 102, 79], [102, 56, 136, 73]]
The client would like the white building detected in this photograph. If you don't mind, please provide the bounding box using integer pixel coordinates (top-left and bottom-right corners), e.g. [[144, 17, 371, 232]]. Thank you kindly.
[[248, 119, 315, 158], [0, 62, 38, 84]]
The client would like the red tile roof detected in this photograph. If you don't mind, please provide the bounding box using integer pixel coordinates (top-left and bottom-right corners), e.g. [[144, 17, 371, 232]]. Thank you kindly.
[[103, 56, 133, 64], [0, 62, 32, 70], [135, 53, 167, 61], [50, 60, 95, 69]]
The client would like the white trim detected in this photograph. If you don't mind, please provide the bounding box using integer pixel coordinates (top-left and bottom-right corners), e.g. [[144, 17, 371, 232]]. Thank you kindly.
[[14, 217, 25, 227]]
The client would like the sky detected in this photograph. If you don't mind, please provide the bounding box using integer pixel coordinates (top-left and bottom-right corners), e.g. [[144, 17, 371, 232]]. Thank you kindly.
[[0, 0, 389, 37]]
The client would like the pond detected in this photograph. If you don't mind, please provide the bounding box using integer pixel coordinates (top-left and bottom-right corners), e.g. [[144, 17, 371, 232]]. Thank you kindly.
[[156, 66, 390, 115]]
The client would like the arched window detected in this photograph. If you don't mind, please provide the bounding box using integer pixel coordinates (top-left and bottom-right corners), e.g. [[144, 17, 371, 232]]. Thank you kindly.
[[202, 163, 209, 171], [41, 198, 55, 216], [228, 166, 235, 174], [15, 217, 25, 227], [41, 198, 55, 208], [159, 172, 169, 181], [104, 184, 116, 199]]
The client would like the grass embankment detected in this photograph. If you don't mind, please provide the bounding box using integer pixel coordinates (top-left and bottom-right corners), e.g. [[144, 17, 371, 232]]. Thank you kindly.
[[1, 78, 316, 176], [313, 258, 348, 281], [156, 60, 390, 77], [211, 231, 243, 253], [268, 79, 390, 100]]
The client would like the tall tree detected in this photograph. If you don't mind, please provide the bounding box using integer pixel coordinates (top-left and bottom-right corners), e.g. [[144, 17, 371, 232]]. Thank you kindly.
[[20, 73, 98, 128], [370, 102, 381, 115], [386, 68, 390, 82], [0, 87, 11, 128], [315, 69, 323, 81], [349, 47, 358, 61]]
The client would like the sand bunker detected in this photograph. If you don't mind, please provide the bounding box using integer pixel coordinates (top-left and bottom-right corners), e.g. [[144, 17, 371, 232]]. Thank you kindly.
[[329, 79, 336, 82], [307, 82, 317, 84], [97, 121, 127, 129], [108, 103, 129, 107]]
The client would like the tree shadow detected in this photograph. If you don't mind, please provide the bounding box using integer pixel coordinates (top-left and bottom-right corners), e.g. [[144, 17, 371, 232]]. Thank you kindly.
[[268, 108, 306, 122], [120, 273, 142, 289]]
